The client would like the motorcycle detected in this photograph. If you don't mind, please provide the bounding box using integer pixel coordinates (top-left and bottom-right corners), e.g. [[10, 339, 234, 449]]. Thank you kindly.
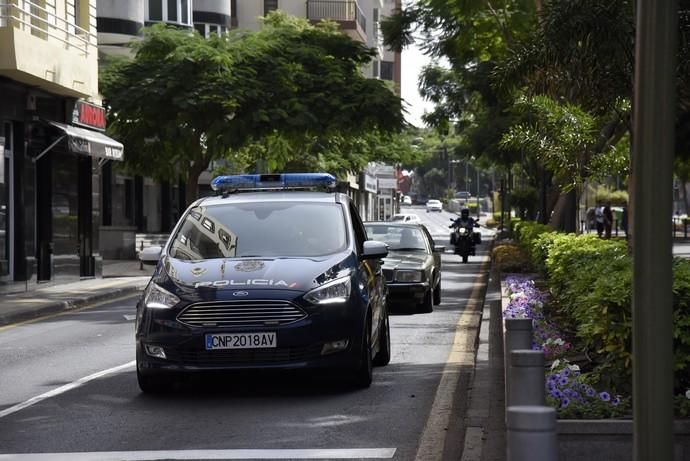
[[449, 219, 481, 263]]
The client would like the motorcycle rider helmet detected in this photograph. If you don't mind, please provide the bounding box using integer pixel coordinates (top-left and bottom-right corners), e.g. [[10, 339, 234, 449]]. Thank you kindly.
[[461, 208, 470, 219]]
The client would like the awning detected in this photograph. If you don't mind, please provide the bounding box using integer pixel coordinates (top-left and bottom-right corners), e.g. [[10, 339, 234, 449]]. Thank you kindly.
[[40, 121, 124, 162]]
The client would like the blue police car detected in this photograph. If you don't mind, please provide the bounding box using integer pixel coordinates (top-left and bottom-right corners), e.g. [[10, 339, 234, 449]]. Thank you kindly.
[[135, 173, 391, 392]]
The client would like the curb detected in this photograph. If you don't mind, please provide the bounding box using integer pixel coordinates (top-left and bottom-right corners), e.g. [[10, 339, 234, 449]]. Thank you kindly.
[[0, 284, 147, 327]]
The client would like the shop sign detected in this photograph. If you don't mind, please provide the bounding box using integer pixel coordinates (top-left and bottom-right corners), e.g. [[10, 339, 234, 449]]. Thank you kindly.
[[363, 174, 378, 193], [378, 178, 397, 190], [72, 100, 106, 131]]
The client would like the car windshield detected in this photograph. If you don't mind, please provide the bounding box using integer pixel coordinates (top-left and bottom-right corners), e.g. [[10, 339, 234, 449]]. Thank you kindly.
[[365, 225, 428, 252], [169, 202, 348, 260], [428, 200, 440, 205]]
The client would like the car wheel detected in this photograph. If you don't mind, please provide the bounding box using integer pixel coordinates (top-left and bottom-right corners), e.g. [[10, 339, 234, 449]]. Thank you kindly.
[[373, 309, 391, 367], [352, 316, 373, 388], [418, 290, 433, 313], [433, 280, 442, 305]]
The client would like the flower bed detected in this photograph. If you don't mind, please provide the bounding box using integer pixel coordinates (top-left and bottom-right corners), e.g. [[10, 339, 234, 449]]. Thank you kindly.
[[503, 275, 631, 418]]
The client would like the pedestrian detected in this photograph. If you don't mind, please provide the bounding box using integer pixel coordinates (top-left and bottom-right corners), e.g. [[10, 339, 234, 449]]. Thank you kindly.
[[595, 204, 605, 238], [621, 206, 628, 239], [603, 202, 613, 239]]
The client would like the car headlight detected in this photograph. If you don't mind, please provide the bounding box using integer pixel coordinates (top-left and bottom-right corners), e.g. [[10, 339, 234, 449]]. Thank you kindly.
[[143, 282, 180, 309], [304, 276, 351, 305], [395, 270, 424, 283]]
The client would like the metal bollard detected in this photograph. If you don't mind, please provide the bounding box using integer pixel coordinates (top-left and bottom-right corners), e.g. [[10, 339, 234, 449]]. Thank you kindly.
[[506, 405, 557, 461], [139, 241, 144, 270], [509, 349, 545, 407], [504, 318, 533, 407]]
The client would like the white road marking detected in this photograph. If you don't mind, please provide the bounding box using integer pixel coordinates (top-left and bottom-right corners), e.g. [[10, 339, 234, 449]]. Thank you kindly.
[[0, 449, 397, 460], [0, 361, 135, 419], [123, 314, 137, 321]]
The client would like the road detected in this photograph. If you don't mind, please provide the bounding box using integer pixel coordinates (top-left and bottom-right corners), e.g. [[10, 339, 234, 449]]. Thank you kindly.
[[0, 206, 493, 461]]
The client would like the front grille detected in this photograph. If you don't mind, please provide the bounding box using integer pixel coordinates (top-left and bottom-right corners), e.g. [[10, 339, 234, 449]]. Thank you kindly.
[[177, 300, 307, 328], [179, 344, 323, 365], [383, 269, 394, 282]]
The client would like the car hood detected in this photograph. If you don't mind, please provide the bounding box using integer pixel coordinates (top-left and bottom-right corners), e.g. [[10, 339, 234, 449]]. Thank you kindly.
[[158, 253, 353, 292], [382, 250, 431, 270]]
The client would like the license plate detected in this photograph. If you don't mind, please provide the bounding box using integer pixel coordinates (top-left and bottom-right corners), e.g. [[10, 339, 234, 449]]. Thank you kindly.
[[205, 332, 276, 350]]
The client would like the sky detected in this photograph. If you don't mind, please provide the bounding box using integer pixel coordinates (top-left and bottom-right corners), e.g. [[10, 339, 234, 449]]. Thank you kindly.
[[401, 42, 434, 128]]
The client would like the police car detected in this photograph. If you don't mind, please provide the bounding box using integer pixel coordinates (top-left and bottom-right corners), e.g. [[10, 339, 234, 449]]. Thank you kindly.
[[135, 173, 391, 392]]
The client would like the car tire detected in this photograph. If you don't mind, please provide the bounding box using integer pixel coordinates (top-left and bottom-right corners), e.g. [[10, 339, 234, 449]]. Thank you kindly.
[[373, 309, 391, 367], [352, 316, 373, 388], [418, 290, 433, 313], [433, 281, 441, 305], [137, 367, 173, 394]]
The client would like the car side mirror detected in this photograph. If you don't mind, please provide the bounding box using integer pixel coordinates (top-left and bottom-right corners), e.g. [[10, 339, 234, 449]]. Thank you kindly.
[[434, 245, 446, 253], [140, 246, 163, 266], [362, 240, 388, 260]]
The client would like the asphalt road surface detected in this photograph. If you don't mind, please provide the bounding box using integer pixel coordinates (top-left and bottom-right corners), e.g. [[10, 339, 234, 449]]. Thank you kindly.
[[0, 206, 493, 461]]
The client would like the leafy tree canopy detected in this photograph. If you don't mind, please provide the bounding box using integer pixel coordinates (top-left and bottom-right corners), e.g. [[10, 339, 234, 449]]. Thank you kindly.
[[101, 13, 405, 203]]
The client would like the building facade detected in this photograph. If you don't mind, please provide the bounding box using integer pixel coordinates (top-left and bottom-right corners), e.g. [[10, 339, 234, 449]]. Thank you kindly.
[[0, 0, 124, 292]]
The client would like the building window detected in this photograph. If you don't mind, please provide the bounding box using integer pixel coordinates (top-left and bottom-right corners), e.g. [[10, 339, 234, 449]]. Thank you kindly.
[[181, 0, 189, 24], [264, 0, 278, 14], [167, 0, 177, 21], [148, 0, 162, 21], [381, 61, 394, 81], [147, 0, 191, 25]]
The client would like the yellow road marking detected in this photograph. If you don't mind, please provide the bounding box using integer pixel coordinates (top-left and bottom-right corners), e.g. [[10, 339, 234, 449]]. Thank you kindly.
[[415, 256, 491, 461]]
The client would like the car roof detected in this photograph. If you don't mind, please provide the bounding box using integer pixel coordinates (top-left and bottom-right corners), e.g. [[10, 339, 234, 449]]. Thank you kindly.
[[194, 191, 345, 207], [365, 221, 425, 228]]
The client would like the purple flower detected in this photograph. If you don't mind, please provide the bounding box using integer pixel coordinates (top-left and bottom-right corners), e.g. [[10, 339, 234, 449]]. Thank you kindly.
[[559, 376, 569, 386], [561, 397, 570, 408], [611, 397, 621, 406], [585, 386, 596, 397], [600, 392, 611, 402]]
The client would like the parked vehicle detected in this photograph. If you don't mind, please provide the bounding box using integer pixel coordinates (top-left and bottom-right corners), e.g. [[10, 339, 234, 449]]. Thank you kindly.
[[364, 222, 444, 313]]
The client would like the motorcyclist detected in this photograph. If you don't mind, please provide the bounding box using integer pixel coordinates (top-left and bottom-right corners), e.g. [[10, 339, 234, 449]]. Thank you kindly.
[[450, 208, 477, 230], [449, 208, 481, 254]]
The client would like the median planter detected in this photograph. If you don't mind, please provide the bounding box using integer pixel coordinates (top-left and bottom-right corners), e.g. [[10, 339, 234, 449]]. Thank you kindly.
[[500, 276, 690, 460]]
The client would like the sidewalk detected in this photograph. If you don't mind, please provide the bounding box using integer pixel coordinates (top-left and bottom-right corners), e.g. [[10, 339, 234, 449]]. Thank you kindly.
[[0, 259, 153, 327], [461, 252, 506, 461]]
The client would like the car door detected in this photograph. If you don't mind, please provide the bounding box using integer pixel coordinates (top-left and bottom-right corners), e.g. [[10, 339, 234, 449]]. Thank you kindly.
[[350, 203, 385, 338], [421, 225, 442, 286]]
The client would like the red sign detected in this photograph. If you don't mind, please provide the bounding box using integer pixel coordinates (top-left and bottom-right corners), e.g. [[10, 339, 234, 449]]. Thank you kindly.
[[73, 100, 106, 131]]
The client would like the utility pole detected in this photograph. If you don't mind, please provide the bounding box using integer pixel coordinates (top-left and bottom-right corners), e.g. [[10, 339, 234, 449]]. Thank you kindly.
[[632, 1, 676, 460]]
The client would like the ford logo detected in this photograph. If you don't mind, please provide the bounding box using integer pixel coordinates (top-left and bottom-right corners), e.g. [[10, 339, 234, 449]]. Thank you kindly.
[[232, 291, 249, 297]]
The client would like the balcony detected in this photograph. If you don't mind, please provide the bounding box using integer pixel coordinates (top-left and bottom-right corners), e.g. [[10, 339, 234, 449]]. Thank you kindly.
[[0, 0, 98, 98], [307, 0, 367, 43]]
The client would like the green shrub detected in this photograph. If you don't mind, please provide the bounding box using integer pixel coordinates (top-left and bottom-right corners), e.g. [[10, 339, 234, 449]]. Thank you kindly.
[[512, 220, 553, 270], [491, 243, 531, 273]]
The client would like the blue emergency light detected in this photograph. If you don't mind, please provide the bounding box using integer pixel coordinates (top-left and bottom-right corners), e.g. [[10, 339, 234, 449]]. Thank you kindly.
[[211, 173, 337, 192]]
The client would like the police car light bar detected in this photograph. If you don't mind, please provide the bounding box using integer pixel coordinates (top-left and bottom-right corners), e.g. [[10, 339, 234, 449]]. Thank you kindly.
[[211, 173, 337, 192]]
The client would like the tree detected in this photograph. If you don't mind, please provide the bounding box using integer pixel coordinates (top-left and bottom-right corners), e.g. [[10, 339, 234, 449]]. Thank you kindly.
[[101, 13, 404, 204]]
